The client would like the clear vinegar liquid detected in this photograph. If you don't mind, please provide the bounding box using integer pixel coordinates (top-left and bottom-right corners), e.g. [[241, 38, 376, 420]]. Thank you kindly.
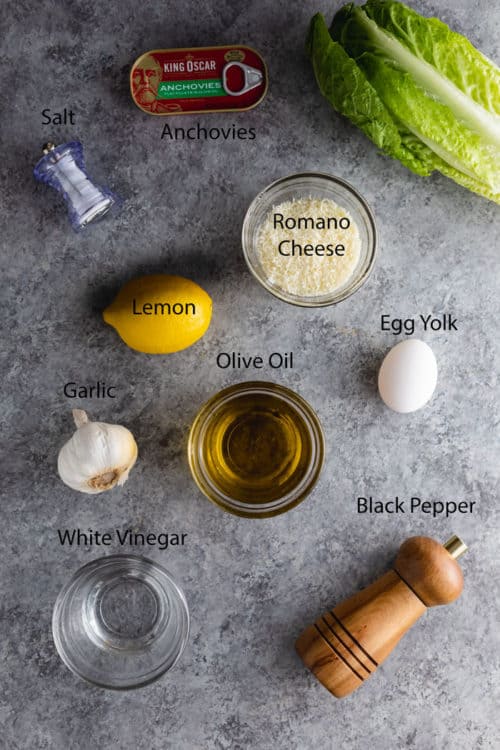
[[201, 392, 313, 504]]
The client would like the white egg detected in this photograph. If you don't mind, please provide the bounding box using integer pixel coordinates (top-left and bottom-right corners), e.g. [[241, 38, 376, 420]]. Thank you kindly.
[[378, 339, 438, 413]]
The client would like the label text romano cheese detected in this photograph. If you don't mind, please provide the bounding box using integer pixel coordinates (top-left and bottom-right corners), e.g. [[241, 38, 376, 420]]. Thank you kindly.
[[256, 197, 361, 296]]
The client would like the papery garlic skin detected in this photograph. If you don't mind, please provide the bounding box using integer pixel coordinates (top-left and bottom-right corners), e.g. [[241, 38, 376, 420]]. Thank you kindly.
[[57, 410, 138, 494]]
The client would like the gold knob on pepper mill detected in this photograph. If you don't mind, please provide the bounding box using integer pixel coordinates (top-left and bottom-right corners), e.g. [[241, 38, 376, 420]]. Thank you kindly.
[[295, 534, 467, 698]]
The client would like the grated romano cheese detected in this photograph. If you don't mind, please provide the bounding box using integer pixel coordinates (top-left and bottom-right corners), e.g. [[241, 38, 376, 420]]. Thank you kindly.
[[256, 197, 361, 297]]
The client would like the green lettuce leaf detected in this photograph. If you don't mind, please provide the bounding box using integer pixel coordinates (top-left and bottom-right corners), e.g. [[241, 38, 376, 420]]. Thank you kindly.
[[307, 2, 500, 204], [362, 0, 500, 117], [307, 12, 432, 175]]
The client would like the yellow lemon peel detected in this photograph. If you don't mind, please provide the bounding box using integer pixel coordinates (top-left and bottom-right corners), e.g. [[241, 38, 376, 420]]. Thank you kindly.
[[103, 274, 212, 354]]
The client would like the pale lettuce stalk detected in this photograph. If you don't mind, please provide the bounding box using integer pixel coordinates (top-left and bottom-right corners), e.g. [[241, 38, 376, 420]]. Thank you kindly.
[[308, 1, 500, 204]]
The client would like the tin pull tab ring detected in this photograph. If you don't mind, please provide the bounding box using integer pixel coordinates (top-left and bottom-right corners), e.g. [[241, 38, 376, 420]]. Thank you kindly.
[[222, 62, 263, 97]]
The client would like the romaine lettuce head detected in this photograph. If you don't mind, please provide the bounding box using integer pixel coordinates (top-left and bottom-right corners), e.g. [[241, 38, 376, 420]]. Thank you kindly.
[[307, 1, 500, 204]]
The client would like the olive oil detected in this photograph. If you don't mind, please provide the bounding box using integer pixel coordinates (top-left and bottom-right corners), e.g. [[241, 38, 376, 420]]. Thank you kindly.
[[188, 382, 324, 517], [202, 391, 312, 504]]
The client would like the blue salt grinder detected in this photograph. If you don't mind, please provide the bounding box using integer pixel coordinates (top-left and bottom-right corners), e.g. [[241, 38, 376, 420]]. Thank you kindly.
[[34, 141, 117, 231]]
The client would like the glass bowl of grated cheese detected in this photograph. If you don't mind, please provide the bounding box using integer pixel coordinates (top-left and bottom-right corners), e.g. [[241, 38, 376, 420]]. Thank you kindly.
[[242, 172, 377, 307]]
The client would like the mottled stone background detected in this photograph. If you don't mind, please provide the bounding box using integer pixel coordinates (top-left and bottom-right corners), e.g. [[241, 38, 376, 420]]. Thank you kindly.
[[1, 0, 499, 748]]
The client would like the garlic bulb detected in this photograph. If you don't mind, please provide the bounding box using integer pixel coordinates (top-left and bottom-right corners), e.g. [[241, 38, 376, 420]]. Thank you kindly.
[[57, 409, 138, 494]]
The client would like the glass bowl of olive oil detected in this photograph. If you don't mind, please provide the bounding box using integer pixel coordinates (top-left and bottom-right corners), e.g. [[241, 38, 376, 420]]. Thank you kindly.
[[188, 382, 324, 518]]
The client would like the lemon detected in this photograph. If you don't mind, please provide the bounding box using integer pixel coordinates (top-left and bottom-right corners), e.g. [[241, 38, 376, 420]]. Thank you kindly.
[[103, 275, 212, 354]]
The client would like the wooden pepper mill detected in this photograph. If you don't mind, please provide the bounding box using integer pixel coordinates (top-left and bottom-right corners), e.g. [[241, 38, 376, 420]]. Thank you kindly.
[[295, 535, 467, 698]]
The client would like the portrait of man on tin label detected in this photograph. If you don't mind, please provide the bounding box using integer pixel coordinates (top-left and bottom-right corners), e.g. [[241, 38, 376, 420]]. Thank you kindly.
[[132, 54, 182, 113]]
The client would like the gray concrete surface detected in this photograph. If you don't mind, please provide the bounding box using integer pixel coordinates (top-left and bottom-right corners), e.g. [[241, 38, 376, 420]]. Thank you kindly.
[[1, 1, 499, 748]]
